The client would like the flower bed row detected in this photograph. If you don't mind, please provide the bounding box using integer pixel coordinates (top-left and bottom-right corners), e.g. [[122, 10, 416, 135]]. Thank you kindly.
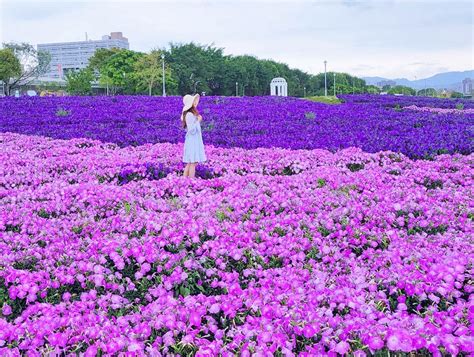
[[338, 94, 474, 109], [1, 95, 472, 158]]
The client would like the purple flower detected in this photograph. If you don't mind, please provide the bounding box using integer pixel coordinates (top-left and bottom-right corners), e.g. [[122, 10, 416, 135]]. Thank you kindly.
[[1, 304, 12, 316]]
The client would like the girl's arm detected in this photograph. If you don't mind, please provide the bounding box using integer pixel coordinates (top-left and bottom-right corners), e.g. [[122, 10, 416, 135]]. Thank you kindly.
[[185, 113, 200, 135]]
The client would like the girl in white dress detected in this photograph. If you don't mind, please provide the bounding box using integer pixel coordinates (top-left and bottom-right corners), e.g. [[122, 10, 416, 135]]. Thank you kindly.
[[181, 93, 207, 178]]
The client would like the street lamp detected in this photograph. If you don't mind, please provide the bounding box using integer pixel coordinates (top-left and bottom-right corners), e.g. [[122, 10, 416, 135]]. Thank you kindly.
[[303, 86, 306, 97], [333, 73, 336, 97], [324, 60, 327, 97], [161, 53, 166, 97], [235, 82, 238, 96], [194, 80, 201, 94]]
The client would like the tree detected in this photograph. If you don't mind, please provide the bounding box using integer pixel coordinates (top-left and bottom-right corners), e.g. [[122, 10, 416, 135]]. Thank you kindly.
[[226, 55, 261, 96], [1, 42, 50, 96], [98, 49, 144, 94], [388, 85, 416, 95], [164, 42, 228, 95], [87, 48, 123, 77], [366, 85, 381, 94], [450, 91, 463, 98], [134, 50, 162, 95], [416, 88, 437, 97], [0, 49, 21, 95], [133, 50, 177, 95], [65, 68, 94, 95], [309, 72, 366, 95]]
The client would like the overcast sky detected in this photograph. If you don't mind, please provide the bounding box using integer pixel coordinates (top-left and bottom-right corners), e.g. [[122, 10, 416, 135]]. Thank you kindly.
[[1, 0, 472, 79]]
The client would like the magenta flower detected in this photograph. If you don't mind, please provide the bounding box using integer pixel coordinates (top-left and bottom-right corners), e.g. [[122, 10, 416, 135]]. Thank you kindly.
[[334, 341, 350, 354], [189, 312, 202, 327], [368, 336, 384, 351], [1, 304, 12, 316]]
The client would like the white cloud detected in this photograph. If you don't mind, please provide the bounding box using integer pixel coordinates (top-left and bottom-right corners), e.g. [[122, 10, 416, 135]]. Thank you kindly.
[[1, 0, 472, 79]]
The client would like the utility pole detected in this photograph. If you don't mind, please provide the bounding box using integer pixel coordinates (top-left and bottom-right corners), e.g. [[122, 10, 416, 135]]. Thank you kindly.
[[161, 53, 166, 97], [236, 82, 238, 96], [333, 73, 336, 96], [324, 60, 327, 97]]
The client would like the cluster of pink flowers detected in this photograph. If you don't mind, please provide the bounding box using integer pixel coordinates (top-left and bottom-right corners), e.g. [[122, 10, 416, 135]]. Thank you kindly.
[[403, 105, 474, 115], [1, 132, 472, 356]]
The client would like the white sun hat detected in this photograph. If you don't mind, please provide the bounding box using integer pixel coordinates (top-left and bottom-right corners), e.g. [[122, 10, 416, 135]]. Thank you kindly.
[[182, 93, 200, 112]]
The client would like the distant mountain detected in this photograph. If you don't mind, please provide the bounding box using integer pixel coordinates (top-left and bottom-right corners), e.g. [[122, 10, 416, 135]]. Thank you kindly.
[[362, 76, 388, 84], [363, 70, 473, 91]]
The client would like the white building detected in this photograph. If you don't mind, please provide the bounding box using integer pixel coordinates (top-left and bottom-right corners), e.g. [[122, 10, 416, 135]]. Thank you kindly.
[[270, 77, 288, 96], [37, 32, 129, 79]]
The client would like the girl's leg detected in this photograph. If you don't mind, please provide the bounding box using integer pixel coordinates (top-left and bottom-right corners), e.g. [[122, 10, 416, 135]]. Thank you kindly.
[[183, 163, 190, 177], [189, 163, 197, 178]]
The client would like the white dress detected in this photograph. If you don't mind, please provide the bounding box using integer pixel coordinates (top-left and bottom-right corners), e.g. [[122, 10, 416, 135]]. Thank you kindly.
[[183, 112, 207, 163]]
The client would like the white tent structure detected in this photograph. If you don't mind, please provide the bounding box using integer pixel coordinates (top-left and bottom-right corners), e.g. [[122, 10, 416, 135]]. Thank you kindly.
[[270, 77, 288, 96]]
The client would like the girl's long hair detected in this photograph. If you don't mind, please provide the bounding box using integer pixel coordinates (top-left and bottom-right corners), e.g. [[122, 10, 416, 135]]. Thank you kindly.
[[181, 105, 200, 129]]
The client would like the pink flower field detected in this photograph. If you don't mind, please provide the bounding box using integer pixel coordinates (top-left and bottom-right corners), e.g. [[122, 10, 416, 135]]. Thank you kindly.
[[1, 132, 473, 356]]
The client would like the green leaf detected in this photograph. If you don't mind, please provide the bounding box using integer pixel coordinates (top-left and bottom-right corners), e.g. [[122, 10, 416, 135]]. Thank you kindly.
[[124, 201, 131, 214]]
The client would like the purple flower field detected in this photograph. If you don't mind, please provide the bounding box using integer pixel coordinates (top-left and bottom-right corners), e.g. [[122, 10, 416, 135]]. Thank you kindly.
[[0, 95, 473, 356], [1, 95, 472, 158]]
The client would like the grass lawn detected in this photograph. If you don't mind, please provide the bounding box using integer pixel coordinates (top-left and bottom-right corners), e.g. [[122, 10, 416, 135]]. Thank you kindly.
[[305, 95, 342, 104]]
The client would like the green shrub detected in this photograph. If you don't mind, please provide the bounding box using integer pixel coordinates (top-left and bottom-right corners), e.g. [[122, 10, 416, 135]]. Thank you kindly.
[[56, 108, 70, 117], [346, 163, 365, 172], [317, 178, 326, 187], [305, 112, 316, 119]]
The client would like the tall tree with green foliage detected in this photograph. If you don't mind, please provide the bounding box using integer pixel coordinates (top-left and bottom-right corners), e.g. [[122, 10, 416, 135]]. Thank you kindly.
[[164, 42, 227, 95], [65, 68, 94, 95], [133, 50, 177, 95], [87, 48, 123, 76], [309, 72, 366, 96], [0, 48, 21, 95], [1, 42, 50, 96], [99, 49, 144, 94]]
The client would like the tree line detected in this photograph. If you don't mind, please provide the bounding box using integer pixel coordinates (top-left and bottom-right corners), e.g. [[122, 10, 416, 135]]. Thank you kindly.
[[1, 41, 374, 96], [2, 41, 459, 97], [64, 42, 376, 97]]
